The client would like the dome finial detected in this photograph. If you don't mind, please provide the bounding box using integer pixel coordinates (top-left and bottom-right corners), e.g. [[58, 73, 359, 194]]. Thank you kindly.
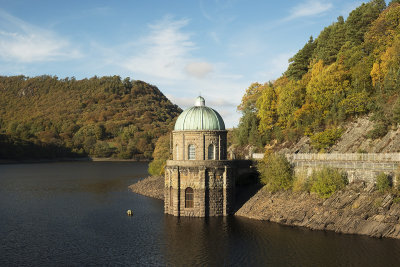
[[174, 95, 225, 131], [195, 96, 205, 107]]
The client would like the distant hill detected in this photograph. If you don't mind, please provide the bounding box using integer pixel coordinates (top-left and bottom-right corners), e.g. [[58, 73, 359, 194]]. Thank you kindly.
[[0, 75, 181, 160], [234, 0, 400, 154]]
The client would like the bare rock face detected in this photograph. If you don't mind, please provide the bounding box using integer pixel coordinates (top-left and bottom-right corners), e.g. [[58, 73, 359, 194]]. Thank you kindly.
[[329, 116, 400, 153], [280, 116, 400, 153], [236, 181, 400, 239], [330, 117, 375, 153], [129, 176, 164, 200]]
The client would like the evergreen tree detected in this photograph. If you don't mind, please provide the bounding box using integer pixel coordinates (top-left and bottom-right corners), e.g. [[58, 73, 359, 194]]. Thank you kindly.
[[313, 16, 346, 64], [234, 1, 400, 151], [346, 0, 386, 45], [285, 36, 316, 80], [235, 111, 261, 147]]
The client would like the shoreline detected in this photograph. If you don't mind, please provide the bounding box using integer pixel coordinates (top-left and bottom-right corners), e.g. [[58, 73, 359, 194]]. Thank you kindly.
[[129, 176, 400, 239], [129, 175, 164, 200], [236, 181, 400, 239], [0, 157, 150, 164]]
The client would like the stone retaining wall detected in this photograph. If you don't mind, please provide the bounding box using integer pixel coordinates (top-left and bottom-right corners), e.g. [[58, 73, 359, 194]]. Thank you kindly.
[[285, 153, 400, 183], [287, 153, 400, 162]]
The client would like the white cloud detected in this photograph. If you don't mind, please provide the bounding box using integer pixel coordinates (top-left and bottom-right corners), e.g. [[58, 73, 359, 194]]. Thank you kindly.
[[255, 52, 292, 82], [163, 74, 250, 128], [93, 16, 250, 127], [285, 0, 332, 21], [123, 16, 196, 80], [166, 95, 194, 108], [168, 94, 236, 110], [0, 9, 81, 62], [185, 61, 213, 78]]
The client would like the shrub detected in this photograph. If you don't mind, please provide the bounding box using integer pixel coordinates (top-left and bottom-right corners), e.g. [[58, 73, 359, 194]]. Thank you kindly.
[[393, 197, 400, 204], [93, 141, 116, 157], [309, 167, 348, 198], [366, 122, 388, 139], [148, 159, 166, 176], [394, 169, 400, 193], [311, 128, 343, 151], [118, 151, 132, 159], [148, 134, 171, 176], [292, 171, 310, 192], [339, 92, 369, 116], [258, 152, 293, 192], [376, 172, 392, 193]]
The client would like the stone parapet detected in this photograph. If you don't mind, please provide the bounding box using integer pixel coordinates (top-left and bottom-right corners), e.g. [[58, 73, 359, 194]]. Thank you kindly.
[[286, 153, 400, 184], [292, 160, 398, 171], [287, 153, 400, 162], [166, 159, 252, 168]]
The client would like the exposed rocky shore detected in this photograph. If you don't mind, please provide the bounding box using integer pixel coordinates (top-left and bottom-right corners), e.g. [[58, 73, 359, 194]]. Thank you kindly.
[[236, 181, 400, 239], [129, 175, 164, 200], [129, 176, 400, 239]]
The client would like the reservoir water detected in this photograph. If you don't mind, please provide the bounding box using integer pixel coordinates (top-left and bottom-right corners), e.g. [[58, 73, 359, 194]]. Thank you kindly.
[[1, 161, 400, 266]]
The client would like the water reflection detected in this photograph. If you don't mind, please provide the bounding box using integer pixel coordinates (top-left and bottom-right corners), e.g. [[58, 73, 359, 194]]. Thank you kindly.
[[1, 162, 400, 266], [0, 161, 147, 195], [163, 215, 400, 266], [163, 216, 231, 266]]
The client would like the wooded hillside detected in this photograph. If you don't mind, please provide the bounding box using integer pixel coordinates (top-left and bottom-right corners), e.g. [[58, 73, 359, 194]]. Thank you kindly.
[[235, 0, 400, 153], [0, 75, 181, 160]]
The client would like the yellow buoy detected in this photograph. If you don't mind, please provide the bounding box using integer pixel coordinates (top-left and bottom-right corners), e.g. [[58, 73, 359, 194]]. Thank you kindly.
[[127, 209, 132, 216]]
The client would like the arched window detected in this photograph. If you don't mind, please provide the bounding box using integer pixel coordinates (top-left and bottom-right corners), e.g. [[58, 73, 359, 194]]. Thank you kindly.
[[185, 187, 194, 208], [208, 144, 215, 160], [188, 144, 195, 160], [176, 144, 179, 160]]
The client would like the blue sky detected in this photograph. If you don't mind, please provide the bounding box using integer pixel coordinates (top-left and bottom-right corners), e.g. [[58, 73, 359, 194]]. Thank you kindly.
[[0, 0, 373, 127]]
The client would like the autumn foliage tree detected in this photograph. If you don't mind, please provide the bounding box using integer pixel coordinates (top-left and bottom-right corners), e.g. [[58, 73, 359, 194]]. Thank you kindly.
[[0, 75, 181, 160], [148, 133, 171, 175], [235, 1, 400, 151]]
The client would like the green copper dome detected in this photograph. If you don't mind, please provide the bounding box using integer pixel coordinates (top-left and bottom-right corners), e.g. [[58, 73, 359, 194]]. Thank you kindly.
[[174, 96, 225, 131]]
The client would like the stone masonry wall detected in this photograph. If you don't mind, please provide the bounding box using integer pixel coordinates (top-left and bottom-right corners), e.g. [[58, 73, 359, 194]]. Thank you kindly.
[[164, 162, 234, 217], [172, 130, 227, 161], [285, 153, 400, 183]]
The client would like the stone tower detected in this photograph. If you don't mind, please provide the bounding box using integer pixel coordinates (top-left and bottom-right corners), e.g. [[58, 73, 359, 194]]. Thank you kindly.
[[164, 96, 235, 217]]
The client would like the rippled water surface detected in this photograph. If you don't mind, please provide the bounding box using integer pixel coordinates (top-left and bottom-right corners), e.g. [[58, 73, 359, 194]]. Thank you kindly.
[[1, 162, 400, 266]]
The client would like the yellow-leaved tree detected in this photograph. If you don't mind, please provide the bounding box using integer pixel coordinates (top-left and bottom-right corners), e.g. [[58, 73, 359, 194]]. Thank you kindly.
[[148, 133, 171, 176], [237, 82, 264, 112], [275, 77, 306, 128], [306, 60, 351, 117], [371, 34, 400, 89], [256, 84, 277, 135]]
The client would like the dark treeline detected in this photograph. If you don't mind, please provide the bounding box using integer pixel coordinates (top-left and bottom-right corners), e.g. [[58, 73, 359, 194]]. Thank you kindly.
[[234, 0, 400, 153], [0, 75, 181, 160], [0, 134, 83, 160]]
